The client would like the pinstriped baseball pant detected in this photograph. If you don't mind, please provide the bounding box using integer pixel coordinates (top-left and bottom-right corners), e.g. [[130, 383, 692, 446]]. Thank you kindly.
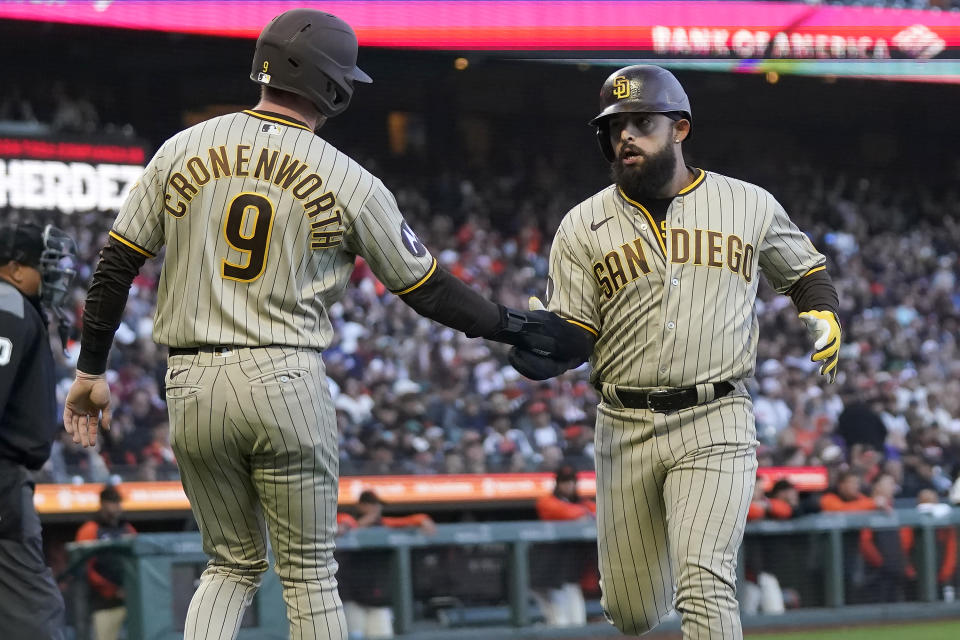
[[166, 346, 346, 640], [594, 392, 757, 639]]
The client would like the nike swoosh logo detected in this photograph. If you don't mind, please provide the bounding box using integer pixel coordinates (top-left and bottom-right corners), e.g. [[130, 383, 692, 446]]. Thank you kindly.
[[170, 369, 189, 379], [590, 217, 613, 231]]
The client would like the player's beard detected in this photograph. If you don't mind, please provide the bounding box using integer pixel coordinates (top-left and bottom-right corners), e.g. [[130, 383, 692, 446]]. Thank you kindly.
[[611, 141, 677, 202]]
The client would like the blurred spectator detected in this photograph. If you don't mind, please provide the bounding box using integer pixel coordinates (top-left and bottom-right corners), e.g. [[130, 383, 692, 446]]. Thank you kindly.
[[50, 82, 99, 133], [857, 473, 907, 603], [754, 377, 793, 445], [138, 423, 177, 481], [531, 466, 595, 627], [820, 471, 889, 512], [743, 479, 791, 616], [74, 486, 136, 640], [561, 424, 596, 471], [336, 491, 436, 639], [821, 470, 891, 603], [746, 478, 826, 610], [484, 414, 535, 471], [0, 85, 37, 123], [43, 430, 111, 484], [747, 479, 794, 522], [836, 400, 887, 453], [462, 436, 488, 474], [528, 402, 561, 450], [535, 465, 595, 522], [769, 479, 811, 517], [902, 489, 958, 601], [348, 490, 436, 535]]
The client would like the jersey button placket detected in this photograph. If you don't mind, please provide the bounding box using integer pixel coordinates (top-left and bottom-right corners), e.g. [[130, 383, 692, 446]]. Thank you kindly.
[[658, 199, 685, 384]]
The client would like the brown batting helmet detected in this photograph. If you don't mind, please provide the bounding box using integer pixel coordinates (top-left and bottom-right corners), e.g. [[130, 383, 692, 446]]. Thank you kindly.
[[251, 9, 372, 118], [590, 65, 692, 162]]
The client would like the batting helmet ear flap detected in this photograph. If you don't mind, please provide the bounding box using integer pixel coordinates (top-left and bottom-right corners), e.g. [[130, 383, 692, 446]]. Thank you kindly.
[[595, 119, 616, 163]]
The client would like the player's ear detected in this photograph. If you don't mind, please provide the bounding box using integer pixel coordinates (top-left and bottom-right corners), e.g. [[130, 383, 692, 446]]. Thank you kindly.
[[6, 260, 26, 283], [673, 119, 690, 143]]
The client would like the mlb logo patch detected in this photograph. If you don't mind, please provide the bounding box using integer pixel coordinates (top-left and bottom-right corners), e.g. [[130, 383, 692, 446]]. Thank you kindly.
[[262, 123, 280, 135]]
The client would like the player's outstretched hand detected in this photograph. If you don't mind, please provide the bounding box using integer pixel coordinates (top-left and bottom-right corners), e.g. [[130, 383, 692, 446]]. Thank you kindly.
[[63, 371, 112, 448], [798, 310, 841, 383], [509, 347, 581, 381], [488, 297, 595, 363], [504, 297, 592, 380]]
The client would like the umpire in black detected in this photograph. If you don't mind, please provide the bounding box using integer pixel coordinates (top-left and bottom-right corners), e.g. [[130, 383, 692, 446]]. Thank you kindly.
[[0, 221, 77, 639]]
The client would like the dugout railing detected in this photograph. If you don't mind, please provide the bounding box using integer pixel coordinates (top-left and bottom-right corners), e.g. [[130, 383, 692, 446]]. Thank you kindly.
[[63, 508, 960, 639]]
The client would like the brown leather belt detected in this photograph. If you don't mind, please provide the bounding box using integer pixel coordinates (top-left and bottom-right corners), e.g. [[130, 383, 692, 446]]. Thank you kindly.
[[612, 381, 734, 413]]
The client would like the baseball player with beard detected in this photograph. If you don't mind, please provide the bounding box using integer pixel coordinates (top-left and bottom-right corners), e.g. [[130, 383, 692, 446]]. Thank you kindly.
[[508, 65, 841, 638], [60, 9, 590, 640]]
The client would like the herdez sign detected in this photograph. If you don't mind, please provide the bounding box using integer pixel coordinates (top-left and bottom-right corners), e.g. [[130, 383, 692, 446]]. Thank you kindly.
[[0, 135, 145, 213]]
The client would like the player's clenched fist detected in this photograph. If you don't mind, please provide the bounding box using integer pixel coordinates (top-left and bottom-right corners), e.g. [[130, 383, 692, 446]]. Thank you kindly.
[[488, 296, 595, 364], [798, 310, 841, 383], [63, 371, 112, 448]]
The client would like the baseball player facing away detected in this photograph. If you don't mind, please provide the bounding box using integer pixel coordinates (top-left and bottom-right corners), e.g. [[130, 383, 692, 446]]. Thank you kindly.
[[61, 9, 588, 640], [508, 65, 841, 639]]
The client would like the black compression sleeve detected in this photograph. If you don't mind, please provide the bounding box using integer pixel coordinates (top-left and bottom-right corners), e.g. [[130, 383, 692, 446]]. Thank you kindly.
[[77, 237, 147, 374], [788, 269, 839, 315], [399, 266, 503, 337]]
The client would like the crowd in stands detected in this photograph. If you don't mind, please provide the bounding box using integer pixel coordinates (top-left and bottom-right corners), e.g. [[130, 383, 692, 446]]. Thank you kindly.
[[0, 81, 134, 137], [2, 119, 959, 518]]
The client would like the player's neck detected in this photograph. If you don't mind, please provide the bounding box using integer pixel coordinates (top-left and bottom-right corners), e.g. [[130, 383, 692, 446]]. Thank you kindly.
[[662, 161, 695, 198], [252, 97, 324, 131]]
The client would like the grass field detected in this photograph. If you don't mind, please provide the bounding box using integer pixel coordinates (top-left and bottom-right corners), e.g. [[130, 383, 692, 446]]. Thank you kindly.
[[747, 620, 960, 640]]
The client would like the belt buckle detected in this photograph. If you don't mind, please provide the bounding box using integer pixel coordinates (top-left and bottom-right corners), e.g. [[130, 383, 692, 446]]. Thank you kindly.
[[646, 390, 673, 413]]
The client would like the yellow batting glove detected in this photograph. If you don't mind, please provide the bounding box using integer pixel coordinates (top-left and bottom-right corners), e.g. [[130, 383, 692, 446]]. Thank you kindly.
[[529, 296, 546, 311], [798, 310, 841, 383]]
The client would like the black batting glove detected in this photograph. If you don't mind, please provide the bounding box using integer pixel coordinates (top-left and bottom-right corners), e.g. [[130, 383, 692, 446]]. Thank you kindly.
[[508, 347, 582, 381], [486, 298, 595, 362]]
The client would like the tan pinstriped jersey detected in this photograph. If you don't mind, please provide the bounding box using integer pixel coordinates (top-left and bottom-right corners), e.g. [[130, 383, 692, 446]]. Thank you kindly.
[[111, 110, 435, 348], [548, 168, 825, 388]]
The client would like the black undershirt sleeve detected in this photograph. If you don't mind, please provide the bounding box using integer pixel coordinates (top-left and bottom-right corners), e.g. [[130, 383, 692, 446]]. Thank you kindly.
[[399, 266, 504, 338], [787, 269, 839, 315], [77, 237, 147, 375]]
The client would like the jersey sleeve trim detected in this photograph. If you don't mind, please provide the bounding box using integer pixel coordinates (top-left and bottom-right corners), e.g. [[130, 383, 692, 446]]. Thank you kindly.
[[565, 318, 599, 336], [242, 110, 313, 132], [800, 265, 826, 278], [619, 187, 667, 256], [677, 167, 706, 195], [392, 258, 438, 295], [108, 231, 155, 258]]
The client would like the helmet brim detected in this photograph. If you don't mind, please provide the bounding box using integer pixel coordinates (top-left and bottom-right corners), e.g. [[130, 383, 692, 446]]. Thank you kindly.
[[350, 66, 373, 84], [589, 103, 690, 127]]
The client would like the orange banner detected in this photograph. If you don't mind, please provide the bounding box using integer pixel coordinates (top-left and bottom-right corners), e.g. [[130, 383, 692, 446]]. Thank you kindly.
[[34, 481, 190, 514], [338, 473, 597, 505], [34, 467, 826, 514], [756, 466, 829, 492]]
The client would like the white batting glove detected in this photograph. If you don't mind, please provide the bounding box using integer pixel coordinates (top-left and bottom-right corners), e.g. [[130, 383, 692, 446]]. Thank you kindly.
[[798, 310, 841, 384]]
